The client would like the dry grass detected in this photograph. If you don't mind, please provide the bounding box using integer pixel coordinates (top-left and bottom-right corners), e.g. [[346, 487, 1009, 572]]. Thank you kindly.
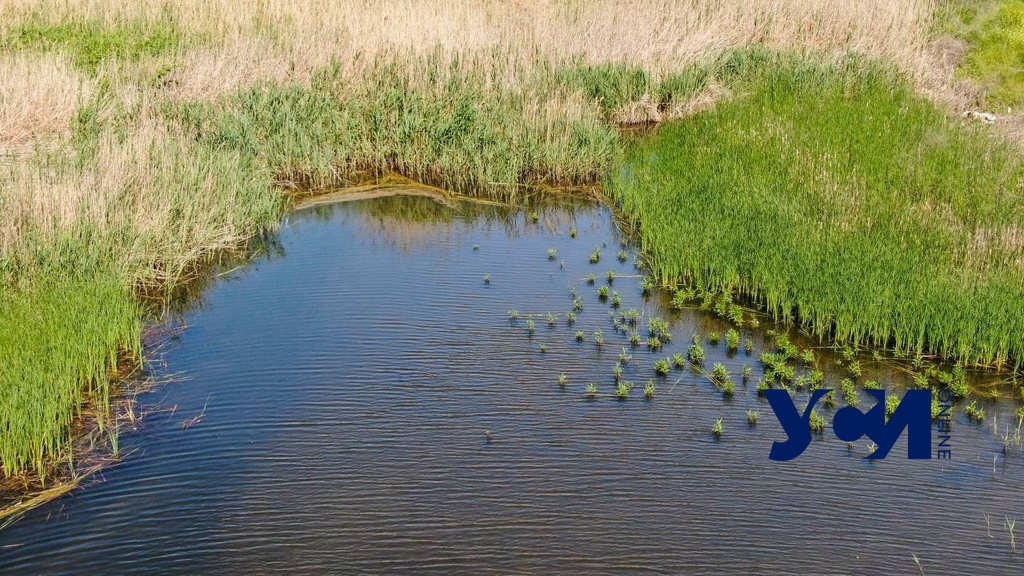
[[1, 0, 942, 96], [0, 0, 955, 263], [0, 53, 93, 157], [0, 114, 282, 288]]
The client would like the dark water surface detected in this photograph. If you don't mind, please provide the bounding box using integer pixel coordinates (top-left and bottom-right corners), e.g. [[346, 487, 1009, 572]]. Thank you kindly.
[[2, 197, 1022, 575]]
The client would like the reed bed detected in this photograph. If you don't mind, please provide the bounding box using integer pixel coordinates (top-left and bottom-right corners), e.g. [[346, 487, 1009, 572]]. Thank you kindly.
[[0, 0, 1013, 502], [611, 51, 1024, 368], [0, 264, 140, 480]]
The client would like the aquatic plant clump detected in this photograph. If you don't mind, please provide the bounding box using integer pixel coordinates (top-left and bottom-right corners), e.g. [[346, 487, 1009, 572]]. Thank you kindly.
[[712, 418, 724, 438], [611, 51, 1024, 368]]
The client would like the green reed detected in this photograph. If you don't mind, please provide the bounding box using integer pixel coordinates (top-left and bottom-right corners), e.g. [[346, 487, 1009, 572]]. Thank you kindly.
[[0, 262, 141, 479], [611, 49, 1024, 369]]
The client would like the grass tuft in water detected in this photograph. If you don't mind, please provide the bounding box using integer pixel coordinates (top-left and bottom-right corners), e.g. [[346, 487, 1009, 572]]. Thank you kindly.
[[688, 342, 706, 364], [747, 409, 760, 425], [654, 359, 671, 376], [725, 329, 740, 351], [616, 381, 631, 399]]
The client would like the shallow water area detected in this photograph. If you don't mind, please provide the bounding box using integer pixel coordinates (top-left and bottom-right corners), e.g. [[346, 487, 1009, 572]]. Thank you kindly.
[[1, 195, 1022, 575]]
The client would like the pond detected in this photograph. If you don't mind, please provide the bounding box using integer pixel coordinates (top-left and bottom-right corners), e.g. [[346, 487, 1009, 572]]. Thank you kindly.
[[1, 195, 1021, 574]]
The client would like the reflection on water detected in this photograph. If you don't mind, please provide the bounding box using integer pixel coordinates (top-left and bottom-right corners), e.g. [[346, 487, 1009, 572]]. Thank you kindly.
[[1, 196, 1022, 575]]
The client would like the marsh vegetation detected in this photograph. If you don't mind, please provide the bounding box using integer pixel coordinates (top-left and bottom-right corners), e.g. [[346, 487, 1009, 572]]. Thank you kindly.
[[1, 0, 1023, 530]]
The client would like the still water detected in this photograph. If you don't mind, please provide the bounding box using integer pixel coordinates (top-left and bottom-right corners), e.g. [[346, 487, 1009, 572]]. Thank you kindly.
[[1, 196, 1021, 574]]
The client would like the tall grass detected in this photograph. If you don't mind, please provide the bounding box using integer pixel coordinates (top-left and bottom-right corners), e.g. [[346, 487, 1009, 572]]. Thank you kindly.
[[0, 251, 140, 480], [175, 54, 623, 197], [612, 50, 1024, 368], [0, 0, 1009, 497], [0, 12, 187, 72], [956, 0, 1024, 107], [0, 118, 283, 482]]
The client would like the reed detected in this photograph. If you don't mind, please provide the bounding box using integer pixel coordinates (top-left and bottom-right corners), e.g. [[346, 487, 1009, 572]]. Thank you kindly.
[[612, 50, 1024, 369], [0, 0, 1006, 507], [0, 267, 141, 479]]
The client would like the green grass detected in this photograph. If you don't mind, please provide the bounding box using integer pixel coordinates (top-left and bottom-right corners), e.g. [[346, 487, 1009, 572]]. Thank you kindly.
[[612, 50, 1024, 368], [943, 0, 1024, 107], [0, 256, 140, 480], [2, 13, 186, 72], [170, 55, 623, 199]]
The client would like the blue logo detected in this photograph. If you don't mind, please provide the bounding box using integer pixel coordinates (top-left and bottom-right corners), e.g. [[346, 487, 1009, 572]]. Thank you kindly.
[[764, 389, 941, 461]]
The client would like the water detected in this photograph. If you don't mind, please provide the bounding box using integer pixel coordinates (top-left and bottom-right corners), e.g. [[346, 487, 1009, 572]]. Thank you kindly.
[[2, 196, 1021, 574]]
